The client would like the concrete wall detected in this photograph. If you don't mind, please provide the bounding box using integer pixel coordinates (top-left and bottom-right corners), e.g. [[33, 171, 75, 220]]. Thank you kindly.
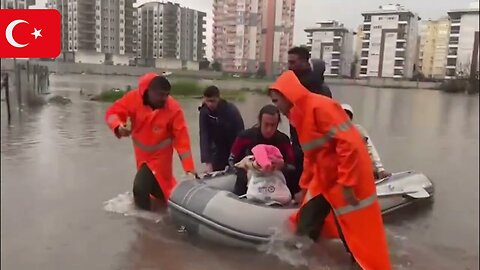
[[75, 51, 105, 64], [185, 61, 200, 71], [111, 55, 133, 66], [155, 58, 183, 69], [1, 59, 209, 77]]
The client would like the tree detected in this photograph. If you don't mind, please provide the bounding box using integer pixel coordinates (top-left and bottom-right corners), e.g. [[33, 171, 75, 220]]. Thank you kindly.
[[199, 59, 210, 70], [211, 61, 222, 72]]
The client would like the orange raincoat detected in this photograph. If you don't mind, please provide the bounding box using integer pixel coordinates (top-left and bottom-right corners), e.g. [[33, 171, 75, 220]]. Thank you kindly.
[[271, 71, 391, 270], [105, 72, 195, 200]]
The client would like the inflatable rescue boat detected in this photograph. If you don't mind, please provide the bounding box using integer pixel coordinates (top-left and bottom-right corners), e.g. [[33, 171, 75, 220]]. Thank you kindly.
[[168, 171, 434, 248]]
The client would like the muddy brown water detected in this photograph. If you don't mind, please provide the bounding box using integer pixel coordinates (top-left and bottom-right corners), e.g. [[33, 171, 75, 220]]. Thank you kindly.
[[1, 74, 478, 270]]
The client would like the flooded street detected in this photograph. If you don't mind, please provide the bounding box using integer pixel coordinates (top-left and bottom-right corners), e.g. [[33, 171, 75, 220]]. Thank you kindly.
[[1, 74, 478, 270]]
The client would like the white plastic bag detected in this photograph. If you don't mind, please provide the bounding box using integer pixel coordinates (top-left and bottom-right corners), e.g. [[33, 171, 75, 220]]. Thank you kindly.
[[245, 170, 292, 205]]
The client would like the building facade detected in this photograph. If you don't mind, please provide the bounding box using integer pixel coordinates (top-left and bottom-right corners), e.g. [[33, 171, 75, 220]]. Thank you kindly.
[[136, 1, 206, 69], [354, 24, 364, 78], [418, 17, 450, 79], [445, 2, 479, 79], [1, 0, 35, 9], [305, 21, 354, 77], [360, 4, 420, 79], [212, 0, 295, 76], [47, 0, 136, 65]]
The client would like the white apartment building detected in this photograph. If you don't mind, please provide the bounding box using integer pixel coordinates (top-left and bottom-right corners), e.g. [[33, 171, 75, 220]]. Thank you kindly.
[[360, 4, 420, 79], [136, 1, 206, 69], [305, 21, 354, 77], [1, 0, 35, 9], [445, 2, 479, 79], [212, 0, 295, 76], [46, 0, 136, 65]]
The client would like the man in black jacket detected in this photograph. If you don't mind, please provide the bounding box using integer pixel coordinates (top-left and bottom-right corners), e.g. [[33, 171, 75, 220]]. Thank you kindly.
[[199, 86, 245, 172], [287, 46, 333, 197]]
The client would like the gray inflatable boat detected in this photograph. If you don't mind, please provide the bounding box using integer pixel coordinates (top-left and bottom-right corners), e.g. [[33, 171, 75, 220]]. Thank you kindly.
[[168, 171, 434, 248]]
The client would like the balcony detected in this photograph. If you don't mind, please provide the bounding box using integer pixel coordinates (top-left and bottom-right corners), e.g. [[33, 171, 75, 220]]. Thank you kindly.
[[450, 19, 461, 25]]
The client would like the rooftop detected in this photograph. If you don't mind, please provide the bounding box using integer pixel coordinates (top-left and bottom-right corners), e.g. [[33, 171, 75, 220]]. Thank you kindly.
[[447, 2, 479, 15], [361, 4, 418, 17]]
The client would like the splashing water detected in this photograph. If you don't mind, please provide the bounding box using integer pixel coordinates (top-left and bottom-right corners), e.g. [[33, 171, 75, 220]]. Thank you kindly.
[[257, 226, 318, 268], [103, 191, 165, 223]]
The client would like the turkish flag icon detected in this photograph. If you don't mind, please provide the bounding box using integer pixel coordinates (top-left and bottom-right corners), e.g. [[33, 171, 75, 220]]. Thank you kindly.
[[0, 9, 61, 58]]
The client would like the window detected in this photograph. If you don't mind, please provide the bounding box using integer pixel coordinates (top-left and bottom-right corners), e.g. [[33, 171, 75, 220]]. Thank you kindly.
[[361, 51, 369, 57], [446, 69, 455, 76], [360, 68, 367, 74], [450, 26, 460, 34], [399, 14, 409, 21], [363, 25, 371, 31], [447, 58, 457, 66], [395, 51, 405, 58], [449, 36, 459, 44], [448, 48, 458, 55], [361, 59, 368, 66]]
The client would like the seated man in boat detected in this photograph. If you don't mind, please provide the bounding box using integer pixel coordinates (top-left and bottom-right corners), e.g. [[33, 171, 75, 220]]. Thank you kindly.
[[199, 85, 245, 173], [234, 144, 292, 205], [341, 103, 392, 179], [229, 104, 297, 197]]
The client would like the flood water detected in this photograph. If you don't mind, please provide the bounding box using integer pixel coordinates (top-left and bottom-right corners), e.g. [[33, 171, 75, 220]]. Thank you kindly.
[[1, 74, 479, 270]]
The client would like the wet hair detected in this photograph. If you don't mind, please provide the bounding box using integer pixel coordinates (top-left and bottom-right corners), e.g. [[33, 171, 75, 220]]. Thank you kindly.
[[203, 85, 220, 98], [148, 76, 171, 92], [258, 104, 281, 124], [288, 46, 310, 61]]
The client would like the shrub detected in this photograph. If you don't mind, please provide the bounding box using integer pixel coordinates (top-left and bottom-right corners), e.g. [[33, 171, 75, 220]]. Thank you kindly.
[[170, 80, 202, 96], [98, 88, 126, 102]]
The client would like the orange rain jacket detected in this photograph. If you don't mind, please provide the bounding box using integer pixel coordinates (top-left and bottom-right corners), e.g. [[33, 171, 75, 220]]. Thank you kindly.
[[105, 72, 195, 200], [270, 71, 391, 270]]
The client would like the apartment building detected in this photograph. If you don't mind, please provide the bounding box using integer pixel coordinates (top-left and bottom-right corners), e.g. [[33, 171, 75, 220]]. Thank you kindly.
[[445, 2, 479, 79], [360, 4, 420, 79], [354, 24, 364, 77], [1, 0, 35, 9], [46, 0, 136, 65], [212, 0, 295, 76], [136, 1, 206, 69], [305, 20, 354, 77], [418, 17, 450, 79]]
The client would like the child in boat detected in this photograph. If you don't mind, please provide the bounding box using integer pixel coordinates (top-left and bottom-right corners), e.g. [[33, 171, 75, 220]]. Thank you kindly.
[[234, 144, 292, 205]]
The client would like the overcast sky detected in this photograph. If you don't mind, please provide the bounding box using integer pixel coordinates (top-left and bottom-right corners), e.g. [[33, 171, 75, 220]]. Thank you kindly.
[[36, 0, 476, 60]]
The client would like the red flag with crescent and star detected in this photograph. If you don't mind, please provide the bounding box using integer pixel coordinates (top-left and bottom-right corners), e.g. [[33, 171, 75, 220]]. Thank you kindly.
[[0, 9, 61, 58]]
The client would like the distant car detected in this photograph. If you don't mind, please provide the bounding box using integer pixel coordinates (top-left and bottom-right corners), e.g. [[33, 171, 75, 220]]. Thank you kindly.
[[162, 71, 172, 76], [232, 74, 240, 78]]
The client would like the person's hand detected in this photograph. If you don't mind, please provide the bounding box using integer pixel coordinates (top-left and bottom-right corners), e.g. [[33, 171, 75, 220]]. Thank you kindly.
[[204, 163, 213, 173], [116, 124, 131, 137], [294, 189, 307, 204], [378, 170, 392, 179], [343, 186, 359, 206]]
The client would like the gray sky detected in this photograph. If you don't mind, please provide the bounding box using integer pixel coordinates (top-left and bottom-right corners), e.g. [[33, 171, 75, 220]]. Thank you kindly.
[[36, 0, 475, 60]]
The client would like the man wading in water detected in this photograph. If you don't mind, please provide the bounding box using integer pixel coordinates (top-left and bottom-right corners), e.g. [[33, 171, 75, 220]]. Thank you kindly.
[[105, 73, 196, 211]]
